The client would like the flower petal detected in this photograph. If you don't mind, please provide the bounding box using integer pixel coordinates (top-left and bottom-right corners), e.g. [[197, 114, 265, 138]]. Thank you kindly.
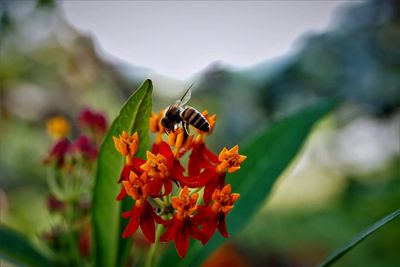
[[132, 158, 146, 172], [159, 141, 174, 169], [190, 221, 209, 245], [122, 205, 142, 238], [160, 216, 181, 242], [116, 187, 127, 201], [139, 203, 156, 243], [148, 178, 163, 196], [203, 178, 219, 205], [163, 179, 173, 196], [175, 219, 190, 258], [203, 145, 219, 164], [217, 214, 229, 238]]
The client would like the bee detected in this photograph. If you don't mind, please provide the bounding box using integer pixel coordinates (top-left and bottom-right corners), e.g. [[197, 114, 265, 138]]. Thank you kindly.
[[161, 85, 210, 136]]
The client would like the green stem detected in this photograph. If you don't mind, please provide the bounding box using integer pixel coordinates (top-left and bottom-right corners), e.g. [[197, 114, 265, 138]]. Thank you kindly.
[[153, 197, 165, 207], [66, 203, 82, 267], [190, 187, 203, 195], [145, 225, 163, 267]]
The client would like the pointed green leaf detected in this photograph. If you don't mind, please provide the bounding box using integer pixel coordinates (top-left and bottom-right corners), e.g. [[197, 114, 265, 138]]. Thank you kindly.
[[0, 226, 51, 267], [92, 79, 153, 267], [318, 208, 400, 267], [159, 100, 337, 267]]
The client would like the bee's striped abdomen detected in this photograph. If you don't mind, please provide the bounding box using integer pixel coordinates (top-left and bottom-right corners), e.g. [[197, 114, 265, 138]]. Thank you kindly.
[[182, 107, 210, 132]]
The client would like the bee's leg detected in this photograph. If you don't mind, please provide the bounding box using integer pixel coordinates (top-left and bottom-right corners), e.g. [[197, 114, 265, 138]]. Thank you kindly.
[[182, 122, 189, 144], [183, 121, 190, 135], [179, 122, 189, 144]]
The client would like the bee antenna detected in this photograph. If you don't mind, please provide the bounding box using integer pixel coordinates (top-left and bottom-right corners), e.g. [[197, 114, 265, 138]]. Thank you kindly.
[[187, 82, 195, 90]]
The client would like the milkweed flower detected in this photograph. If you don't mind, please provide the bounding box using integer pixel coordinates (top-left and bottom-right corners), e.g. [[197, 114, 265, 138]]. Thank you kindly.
[[114, 108, 246, 258], [44, 138, 71, 167], [160, 187, 207, 257], [43, 108, 108, 264], [71, 135, 98, 160], [194, 184, 240, 243], [121, 171, 167, 242], [149, 110, 165, 153], [216, 145, 247, 174], [46, 115, 71, 139], [187, 145, 246, 205], [79, 108, 108, 135], [141, 150, 172, 196], [113, 131, 139, 165]]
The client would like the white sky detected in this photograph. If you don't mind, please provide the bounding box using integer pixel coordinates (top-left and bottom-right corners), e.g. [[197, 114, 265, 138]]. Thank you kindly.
[[62, 1, 361, 80]]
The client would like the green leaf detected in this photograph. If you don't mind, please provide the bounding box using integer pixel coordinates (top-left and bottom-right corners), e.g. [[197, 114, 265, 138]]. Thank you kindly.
[[158, 100, 337, 267], [0, 226, 51, 267], [318, 209, 400, 267], [92, 79, 153, 267]]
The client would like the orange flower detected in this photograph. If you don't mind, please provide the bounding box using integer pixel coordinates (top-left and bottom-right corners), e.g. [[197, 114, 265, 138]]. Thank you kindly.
[[160, 187, 207, 257], [113, 131, 139, 165], [150, 110, 165, 152], [172, 186, 198, 220], [122, 171, 149, 206], [121, 171, 167, 242], [195, 185, 240, 243], [149, 110, 165, 134], [46, 116, 70, 139], [116, 107, 246, 258], [210, 184, 240, 214], [168, 128, 194, 157], [141, 151, 170, 179], [140, 150, 173, 196], [216, 145, 246, 174]]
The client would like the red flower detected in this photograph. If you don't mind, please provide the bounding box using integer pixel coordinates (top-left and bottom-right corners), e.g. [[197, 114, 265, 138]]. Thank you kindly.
[[160, 187, 207, 258], [117, 141, 185, 199], [188, 136, 218, 176], [194, 184, 240, 243], [196, 145, 246, 205], [79, 108, 107, 134], [116, 157, 145, 200], [141, 141, 186, 196], [121, 171, 167, 243], [47, 195, 66, 213], [71, 135, 98, 160], [44, 138, 70, 167], [113, 107, 246, 258]]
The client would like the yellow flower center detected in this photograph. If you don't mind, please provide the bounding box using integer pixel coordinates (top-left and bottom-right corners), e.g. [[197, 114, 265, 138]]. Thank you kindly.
[[216, 145, 247, 173], [113, 131, 139, 165], [140, 151, 170, 179], [172, 186, 198, 220], [211, 185, 240, 214], [123, 172, 149, 205]]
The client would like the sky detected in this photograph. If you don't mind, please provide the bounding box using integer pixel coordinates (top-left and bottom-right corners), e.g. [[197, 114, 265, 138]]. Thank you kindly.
[[62, 1, 362, 80]]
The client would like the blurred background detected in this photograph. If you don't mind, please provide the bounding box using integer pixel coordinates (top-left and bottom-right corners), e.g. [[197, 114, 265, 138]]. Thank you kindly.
[[0, 0, 399, 266]]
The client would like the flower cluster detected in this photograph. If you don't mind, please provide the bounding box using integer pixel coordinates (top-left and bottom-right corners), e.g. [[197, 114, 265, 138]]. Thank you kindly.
[[114, 109, 246, 257], [43, 108, 108, 262], [45, 109, 108, 170]]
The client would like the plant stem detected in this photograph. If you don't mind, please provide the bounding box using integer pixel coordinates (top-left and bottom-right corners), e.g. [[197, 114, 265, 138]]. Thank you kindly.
[[145, 225, 163, 267], [66, 204, 82, 267]]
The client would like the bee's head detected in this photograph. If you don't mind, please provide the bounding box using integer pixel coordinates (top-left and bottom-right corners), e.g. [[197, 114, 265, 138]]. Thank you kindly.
[[161, 117, 168, 128], [161, 117, 172, 134]]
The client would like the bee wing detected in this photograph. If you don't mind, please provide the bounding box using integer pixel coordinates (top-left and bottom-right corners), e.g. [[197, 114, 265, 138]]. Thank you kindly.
[[177, 84, 193, 107]]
